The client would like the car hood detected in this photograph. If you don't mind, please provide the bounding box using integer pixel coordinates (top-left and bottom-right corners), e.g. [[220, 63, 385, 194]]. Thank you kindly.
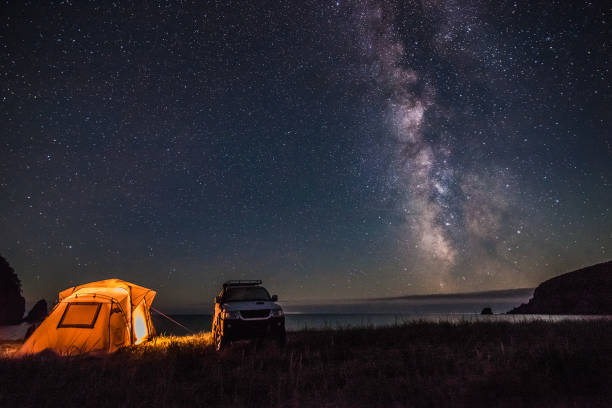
[[222, 301, 280, 311]]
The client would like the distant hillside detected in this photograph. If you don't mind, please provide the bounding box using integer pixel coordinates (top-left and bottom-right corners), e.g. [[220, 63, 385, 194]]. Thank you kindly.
[[370, 288, 534, 302], [508, 260, 612, 314]]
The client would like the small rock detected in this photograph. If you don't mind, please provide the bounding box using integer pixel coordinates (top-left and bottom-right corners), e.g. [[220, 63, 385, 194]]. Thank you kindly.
[[24, 299, 47, 323]]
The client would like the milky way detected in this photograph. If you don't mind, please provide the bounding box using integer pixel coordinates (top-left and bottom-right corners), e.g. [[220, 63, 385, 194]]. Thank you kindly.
[[1, 1, 610, 308], [356, 1, 457, 288], [351, 0, 610, 292]]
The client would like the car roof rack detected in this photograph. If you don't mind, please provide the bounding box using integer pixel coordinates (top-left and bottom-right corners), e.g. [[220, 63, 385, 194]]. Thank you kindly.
[[223, 280, 262, 288]]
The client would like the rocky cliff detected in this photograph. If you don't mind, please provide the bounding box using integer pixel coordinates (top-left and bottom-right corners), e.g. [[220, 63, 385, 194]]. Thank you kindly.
[[508, 260, 612, 314]]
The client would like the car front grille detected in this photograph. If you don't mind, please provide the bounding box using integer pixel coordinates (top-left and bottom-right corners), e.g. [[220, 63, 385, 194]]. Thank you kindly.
[[240, 309, 270, 319]]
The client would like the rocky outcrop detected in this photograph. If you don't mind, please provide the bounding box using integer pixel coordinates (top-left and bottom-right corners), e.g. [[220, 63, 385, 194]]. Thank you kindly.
[[24, 299, 48, 323], [508, 260, 612, 314]]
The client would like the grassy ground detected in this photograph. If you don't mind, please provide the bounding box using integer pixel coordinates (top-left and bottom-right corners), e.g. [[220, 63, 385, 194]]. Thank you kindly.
[[1, 320, 611, 407]]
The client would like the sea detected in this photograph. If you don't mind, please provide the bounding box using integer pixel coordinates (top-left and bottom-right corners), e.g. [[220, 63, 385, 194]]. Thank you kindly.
[[151, 292, 612, 335]]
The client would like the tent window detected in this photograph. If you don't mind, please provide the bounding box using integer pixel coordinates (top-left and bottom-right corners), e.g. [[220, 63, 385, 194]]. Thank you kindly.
[[57, 302, 102, 329]]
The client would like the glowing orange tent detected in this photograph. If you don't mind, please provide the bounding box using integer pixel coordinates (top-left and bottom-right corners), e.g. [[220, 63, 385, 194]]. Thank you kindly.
[[18, 279, 156, 356]]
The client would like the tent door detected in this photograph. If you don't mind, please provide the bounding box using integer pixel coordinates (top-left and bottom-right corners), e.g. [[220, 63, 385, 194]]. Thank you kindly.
[[109, 302, 129, 351]]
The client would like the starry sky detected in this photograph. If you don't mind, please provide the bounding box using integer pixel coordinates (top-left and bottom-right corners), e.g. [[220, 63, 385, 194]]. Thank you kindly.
[[1, 0, 610, 311]]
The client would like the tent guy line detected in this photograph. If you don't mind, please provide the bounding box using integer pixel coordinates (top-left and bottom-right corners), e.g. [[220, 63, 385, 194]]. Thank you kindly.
[[151, 307, 194, 335]]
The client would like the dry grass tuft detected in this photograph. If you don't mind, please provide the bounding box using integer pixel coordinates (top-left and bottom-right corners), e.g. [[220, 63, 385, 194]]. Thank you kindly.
[[127, 332, 213, 355], [0, 341, 22, 358]]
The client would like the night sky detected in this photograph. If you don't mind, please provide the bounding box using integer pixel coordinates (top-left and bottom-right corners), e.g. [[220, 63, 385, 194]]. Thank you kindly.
[[1, 1, 610, 311]]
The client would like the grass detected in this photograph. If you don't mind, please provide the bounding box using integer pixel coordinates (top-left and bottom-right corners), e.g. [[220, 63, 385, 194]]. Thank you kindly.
[[1, 320, 612, 407], [0, 341, 22, 358]]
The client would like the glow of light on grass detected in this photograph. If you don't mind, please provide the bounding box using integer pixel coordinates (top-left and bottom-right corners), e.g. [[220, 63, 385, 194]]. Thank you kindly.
[[128, 333, 213, 356]]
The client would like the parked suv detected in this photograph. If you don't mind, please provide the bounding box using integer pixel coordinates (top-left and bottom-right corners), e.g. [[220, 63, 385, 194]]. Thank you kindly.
[[212, 280, 286, 351]]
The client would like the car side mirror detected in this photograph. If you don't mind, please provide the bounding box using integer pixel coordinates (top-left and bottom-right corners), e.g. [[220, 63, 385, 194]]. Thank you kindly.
[[271, 295, 278, 302], [215, 296, 222, 304]]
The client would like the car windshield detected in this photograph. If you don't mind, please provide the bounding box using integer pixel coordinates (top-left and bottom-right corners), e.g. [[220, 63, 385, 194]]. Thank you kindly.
[[224, 286, 271, 302]]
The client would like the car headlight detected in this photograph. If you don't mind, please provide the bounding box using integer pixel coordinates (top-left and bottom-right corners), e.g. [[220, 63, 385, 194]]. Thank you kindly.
[[270, 309, 284, 317], [222, 310, 241, 319]]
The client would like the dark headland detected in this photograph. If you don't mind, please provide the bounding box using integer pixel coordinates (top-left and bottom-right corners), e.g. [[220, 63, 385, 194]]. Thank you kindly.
[[508, 260, 612, 314]]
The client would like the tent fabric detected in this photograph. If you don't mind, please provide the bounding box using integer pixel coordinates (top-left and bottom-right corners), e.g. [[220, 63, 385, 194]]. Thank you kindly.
[[18, 279, 156, 356], [58, 278, 156, 309]]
